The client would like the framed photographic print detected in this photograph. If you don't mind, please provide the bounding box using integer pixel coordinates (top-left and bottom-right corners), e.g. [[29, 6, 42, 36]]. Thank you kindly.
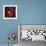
[[3, 5, 17, 19]]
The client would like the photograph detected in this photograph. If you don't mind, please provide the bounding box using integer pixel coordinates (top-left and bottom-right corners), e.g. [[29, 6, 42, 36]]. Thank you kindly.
[[3, 5, 17, 19]]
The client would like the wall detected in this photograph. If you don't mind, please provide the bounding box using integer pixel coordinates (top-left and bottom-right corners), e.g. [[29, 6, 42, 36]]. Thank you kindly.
[[0, 0, 19, 44], [0, 0, 46, 45], [20, 0, 46, 24]]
